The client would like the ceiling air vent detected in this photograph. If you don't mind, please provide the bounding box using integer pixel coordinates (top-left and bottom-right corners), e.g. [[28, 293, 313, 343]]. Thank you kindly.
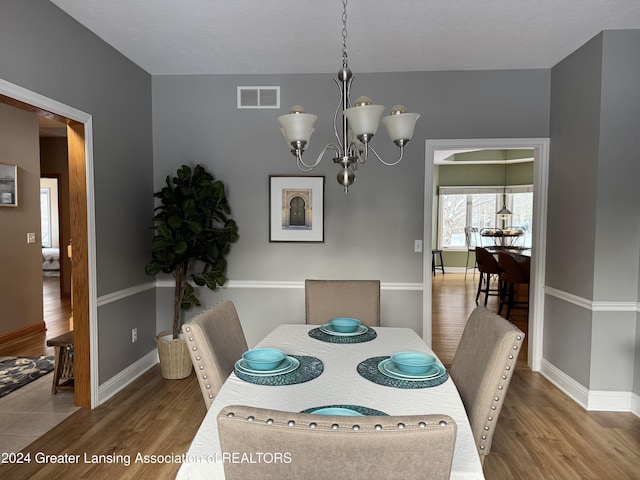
[[237, 86, 280, 109]]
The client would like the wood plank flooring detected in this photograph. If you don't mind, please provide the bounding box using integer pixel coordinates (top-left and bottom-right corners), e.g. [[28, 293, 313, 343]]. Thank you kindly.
[[1, 273, 639, 479]]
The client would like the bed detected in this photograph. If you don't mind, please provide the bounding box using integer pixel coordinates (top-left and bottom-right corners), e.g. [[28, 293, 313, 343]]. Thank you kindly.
[[42, 247, 60, 275]]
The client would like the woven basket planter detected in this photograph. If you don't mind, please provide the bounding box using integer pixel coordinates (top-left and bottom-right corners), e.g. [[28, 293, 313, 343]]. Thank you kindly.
[[155, 331, 193, 379]]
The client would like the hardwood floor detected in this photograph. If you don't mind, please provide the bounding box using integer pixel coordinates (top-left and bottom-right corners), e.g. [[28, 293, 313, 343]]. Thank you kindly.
[[0, 277, 72, 357], [434, 272, 640, 480], [1, 273, 639, 479]]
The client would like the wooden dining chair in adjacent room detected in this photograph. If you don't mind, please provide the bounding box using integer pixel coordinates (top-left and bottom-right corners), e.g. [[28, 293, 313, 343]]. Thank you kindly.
[[304, 279, 381, 326], [449, 307, 525, 464], [182, 300, 248, 409], [498, 251, 530, 319], [217, 404, 457, 480], [475, 247, 502, 307]]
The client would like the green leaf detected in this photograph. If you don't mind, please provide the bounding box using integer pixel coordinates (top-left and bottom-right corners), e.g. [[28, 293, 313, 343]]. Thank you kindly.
[[174, 241, 188, 255], [145, 263, 161, 276], [167, 215, 183, 230]]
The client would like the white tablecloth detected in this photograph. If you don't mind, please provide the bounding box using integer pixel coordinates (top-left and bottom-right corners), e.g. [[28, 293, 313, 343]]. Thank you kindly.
[[176, 325, 485, 479]]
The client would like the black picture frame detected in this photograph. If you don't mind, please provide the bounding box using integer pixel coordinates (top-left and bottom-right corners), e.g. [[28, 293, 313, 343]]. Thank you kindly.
[[269, 175, 325, 242], [0, 163, 18, 207]]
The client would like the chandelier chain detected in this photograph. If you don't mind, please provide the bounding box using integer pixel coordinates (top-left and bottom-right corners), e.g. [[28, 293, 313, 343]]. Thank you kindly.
[[341, 0, 348, 67], [277, 0, 419, 193]]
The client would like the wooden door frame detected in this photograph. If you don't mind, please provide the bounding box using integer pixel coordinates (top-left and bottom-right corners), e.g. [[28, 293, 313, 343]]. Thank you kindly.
[[1, 78, 97, 408]]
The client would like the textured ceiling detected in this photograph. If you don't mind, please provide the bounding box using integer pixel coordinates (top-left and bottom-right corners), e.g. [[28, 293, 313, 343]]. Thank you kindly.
[[49, 0, 640, 75]]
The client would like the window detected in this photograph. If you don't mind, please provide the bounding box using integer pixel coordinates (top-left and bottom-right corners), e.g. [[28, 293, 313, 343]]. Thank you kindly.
[[438, 186, 533, 250], [40, 187, 51, 247]]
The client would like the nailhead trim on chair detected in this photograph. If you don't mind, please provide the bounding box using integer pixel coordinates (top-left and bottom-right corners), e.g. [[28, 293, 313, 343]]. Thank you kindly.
[[184, 325, 215, 401], [477, 333, 523, 452], [223, 410, 451, 431]]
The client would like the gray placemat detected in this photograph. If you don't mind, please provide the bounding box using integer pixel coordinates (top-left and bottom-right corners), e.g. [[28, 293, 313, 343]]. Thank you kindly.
[[308, 327, 377, 344], [301, 404, 388, 416], [235, 355, 323, 386], [357, 356, 449, 389]]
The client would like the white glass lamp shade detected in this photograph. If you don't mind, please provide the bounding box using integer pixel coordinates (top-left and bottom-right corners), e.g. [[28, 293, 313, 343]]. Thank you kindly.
[[496, 205, 512, 218], [281, 127, 314, 149], [278, 112, 318, 146], [381, 112, 421, 143], [343, 104, 385, 138]]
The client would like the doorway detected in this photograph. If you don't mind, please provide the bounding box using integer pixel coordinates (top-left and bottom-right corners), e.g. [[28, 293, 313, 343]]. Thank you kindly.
[[423, 138, 549, 371], [0, 79, 96, 408]]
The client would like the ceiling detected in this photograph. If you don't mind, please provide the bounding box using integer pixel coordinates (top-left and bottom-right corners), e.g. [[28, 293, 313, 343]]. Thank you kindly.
[[49, 0, 640, 76]]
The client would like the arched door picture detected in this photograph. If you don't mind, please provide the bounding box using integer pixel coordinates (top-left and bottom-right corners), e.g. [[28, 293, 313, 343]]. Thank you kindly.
[[289, 196, 305, 226], [269, 176, 324, 242]]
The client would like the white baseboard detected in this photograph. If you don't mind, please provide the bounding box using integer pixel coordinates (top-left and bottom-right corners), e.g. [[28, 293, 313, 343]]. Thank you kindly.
[[539, 358, 589, 409], [632, 393, 640, 417], [588, 390, 633, 412], [540, 358, 639, 417], [97, 350, 158, 405]]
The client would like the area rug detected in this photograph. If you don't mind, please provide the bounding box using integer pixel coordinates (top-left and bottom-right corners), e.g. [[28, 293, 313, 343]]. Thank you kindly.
[[0, 356, 55, 398]]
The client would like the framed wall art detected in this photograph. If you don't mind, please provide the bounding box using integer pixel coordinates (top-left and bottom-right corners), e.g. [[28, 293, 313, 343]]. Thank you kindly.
[[0, 163, 17, 207], [269, 175, 324, 242]]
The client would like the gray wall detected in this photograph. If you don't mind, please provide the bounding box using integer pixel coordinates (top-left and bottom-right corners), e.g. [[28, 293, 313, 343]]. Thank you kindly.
[[547, 31, 640, 394], [152, 70, 550, 340], [0, 0, 156, 384]]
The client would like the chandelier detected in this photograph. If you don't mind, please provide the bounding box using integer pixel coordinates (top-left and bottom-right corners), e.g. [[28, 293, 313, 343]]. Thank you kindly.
[[278, 0, 420, 193], [496, 161, 512, 220]]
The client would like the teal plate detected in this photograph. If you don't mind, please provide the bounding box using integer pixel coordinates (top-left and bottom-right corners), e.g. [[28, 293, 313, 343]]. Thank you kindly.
[[302, 404, 388, 416], [319, 324, 369, 337], [235, 356, 299, 376], [357, 356, 449, 389], [235, 355, 324, 386], [308, 327, 377, 344], [378, 359, 444, 381]]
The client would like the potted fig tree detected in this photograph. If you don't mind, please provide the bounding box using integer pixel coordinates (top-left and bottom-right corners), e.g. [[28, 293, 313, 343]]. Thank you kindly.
[[145, 164, 238, 379]]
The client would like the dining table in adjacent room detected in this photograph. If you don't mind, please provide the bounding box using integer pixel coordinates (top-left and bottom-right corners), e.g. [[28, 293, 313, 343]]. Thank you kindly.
[[176, 324, 485, 479]]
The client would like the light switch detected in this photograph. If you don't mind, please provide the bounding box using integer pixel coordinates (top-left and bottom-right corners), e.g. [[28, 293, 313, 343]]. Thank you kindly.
[[414, 240, 423, 252], [27, 232, 36, 244]]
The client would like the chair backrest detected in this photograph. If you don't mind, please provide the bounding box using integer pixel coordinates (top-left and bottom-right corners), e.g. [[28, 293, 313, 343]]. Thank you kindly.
[[449, 307, 524, 458], [217, 404, 457, 480], [464, 226, 480, 249], [182, 300, 248, 409], [475, 247, 501, 275], [305, 279, 380, 326], [498, 251, 530, 284]]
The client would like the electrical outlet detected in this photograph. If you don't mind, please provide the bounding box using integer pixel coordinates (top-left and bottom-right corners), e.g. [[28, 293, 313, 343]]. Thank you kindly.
[[27, 232, 36, 244], [131, 328, 138, 343], [414, 240, 423, 252]]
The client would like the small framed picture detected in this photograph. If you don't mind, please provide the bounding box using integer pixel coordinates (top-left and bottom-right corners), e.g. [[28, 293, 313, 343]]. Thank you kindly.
[[269, 175, 325, 242], [0, 163, 17, 207]]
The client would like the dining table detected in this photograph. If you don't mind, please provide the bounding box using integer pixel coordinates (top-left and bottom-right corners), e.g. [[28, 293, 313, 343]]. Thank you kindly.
[[176, 324, 485, 480]]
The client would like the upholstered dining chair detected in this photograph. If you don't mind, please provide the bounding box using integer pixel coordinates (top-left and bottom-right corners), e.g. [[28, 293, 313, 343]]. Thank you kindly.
[[498, 251, 530, 319], [217, 404, 457, 480], [475, 247, 501, 306], [304, 279, 381, 326], [182, 300, 248, 409], [449, 307, 524, 464]]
